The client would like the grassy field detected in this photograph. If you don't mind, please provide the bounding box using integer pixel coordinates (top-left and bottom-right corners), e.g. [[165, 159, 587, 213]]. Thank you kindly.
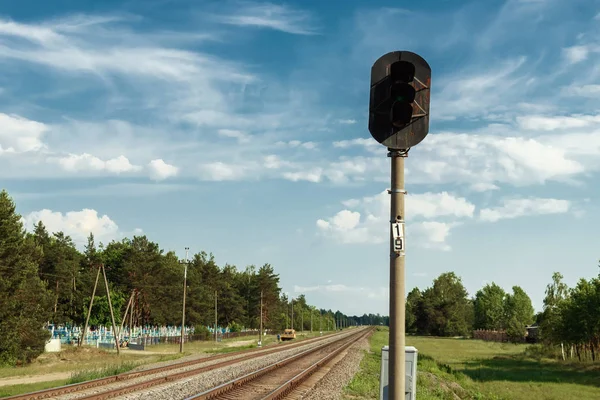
[[0, 330, 334, 398], [344, 327, 600, 400]]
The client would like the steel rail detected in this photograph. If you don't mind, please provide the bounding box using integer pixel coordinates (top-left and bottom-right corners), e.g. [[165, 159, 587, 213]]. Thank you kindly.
[[184, 327, 372, 400], [5, 330, 349, 400], [261, 328, 373, 400]]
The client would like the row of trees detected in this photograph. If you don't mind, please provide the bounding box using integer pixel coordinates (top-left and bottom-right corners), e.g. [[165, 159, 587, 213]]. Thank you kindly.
[[0, 190, 365, 366], [406, 272, 535, 341], [538, 272, 600, 361], [406, 269, 600, 364]]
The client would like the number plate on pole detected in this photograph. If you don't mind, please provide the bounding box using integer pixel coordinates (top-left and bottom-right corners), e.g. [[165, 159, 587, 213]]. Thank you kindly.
[[392, 222, 404, 252]]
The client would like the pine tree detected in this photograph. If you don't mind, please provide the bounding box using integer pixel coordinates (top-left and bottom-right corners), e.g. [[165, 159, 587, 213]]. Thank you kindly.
[[0, 190, 52, 365]]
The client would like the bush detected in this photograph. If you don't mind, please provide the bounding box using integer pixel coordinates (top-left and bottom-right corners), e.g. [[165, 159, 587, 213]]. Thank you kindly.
[[228, 322, 243, 333], [192, 325, 211, 340], [523, 344, 561, 360]]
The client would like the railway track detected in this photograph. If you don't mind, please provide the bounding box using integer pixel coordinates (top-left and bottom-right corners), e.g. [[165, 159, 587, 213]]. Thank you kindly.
[[184, 327, 373, 400], [6, 329, 355, 400]]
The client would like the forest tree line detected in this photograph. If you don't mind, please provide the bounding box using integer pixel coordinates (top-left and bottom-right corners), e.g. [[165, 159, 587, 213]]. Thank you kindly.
[[407, 269, 600, 362], [0, 190, 385, 366]]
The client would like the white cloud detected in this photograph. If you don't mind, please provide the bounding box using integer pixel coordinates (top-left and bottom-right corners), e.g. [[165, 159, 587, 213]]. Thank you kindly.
[[147, 159, 179, 181], [218, 129, 250, 143], [517, 114, 600, 131], [479, 197, 571, 222], [337, 119, 357, 125], [275, 140, 318, 150], [406, 131, 586, 187], [470, 182, 500, 192], [332, 138, 380, 154], [211, 2, 318, 35], [198, 161, 252, 181], [561, 84, 600, 97], [0, 113, 48, 153], [408, 192, 476, 219], [282, 168, 323, 183], [0, 15, 258, 138], [21, 208, 135, 247], [54, 153, 142, 174], [316, 190, 475, 249], [263, 154, 293, 169], [293, 284, 388, 299], [412, 222, 453, 251], [434, 56, 530, 120], [562, 45, 591, 64]]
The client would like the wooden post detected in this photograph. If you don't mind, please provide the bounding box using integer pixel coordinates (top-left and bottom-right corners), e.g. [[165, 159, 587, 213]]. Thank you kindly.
[[119, 291, 134, 343], [259, 290, 263, 345], [214, 290, 218, 342], [101, 264, 120, 355], [80, 265, 101, 347], [130, 290, 135, 340]]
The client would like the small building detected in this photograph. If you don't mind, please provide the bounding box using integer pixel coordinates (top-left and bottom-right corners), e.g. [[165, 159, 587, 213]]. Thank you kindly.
[[525, 325, 539, 343]]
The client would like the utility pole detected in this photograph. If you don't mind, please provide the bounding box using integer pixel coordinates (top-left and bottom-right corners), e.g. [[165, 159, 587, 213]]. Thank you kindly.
[[80, 263, 120, 355], [291, 299, 294, 330], [310, 308, 313, 333], [301, 306, 304, 333], [215, 290, 218, 343], [179, 247, 190, 353], [101, 263, 120, 355], [259, 290, 263, 346], [368, 50, 431, 400], [80, 265, 101, 347]]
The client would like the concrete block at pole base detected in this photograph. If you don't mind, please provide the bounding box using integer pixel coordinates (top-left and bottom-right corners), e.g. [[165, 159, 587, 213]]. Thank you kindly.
[[44, 338, 61, 353], [379, 346, 418, 400]]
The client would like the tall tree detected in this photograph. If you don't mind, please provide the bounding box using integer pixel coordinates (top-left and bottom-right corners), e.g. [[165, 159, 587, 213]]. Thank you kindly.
[[504, 286, 534, 342], [420, 272, 473, 336], [473, 283, 507, 330], [0, 190, 52, 365]]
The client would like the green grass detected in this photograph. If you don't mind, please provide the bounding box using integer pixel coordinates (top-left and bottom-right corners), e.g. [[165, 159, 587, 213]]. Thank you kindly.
[[344, 329, 600, 400], [66, 362, 139, 384], [0, 379, 70, 398], [205, 344, 258, 354], [344, 327, 388, 399]]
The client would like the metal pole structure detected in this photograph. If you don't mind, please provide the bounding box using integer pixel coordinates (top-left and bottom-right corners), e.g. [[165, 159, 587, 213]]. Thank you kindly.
[[101, 264, 120, 355], [259, 290, 263, 346], [130, 290, 135, 339], [179, 247, 190, 353], [214, 290, 218, 343], [80, 265, 101, 347], [118, 291, 134, 343], [389, 149, 406, 399]]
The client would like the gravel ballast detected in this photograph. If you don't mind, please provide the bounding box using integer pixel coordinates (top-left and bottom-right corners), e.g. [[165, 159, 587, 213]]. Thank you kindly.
[[110, 330, 363, 400], [302, 333, 371, 400]]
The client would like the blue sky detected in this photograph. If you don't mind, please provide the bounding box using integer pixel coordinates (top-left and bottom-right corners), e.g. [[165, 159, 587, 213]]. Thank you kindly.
[[2, 0, 600, 317]]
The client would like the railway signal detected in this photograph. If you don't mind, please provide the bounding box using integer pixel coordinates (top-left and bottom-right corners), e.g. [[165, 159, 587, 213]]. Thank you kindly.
[[368, 50, 431, 400]]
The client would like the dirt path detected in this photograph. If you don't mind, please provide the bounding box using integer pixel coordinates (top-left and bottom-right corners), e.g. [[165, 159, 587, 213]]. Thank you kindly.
[[223, 339, 255, 347], [0, 372, 71, 387]]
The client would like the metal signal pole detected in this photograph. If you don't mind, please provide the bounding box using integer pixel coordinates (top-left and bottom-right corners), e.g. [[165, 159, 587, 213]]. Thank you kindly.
[[389, 149, 407, 398], [179, 247, 190, 353]]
